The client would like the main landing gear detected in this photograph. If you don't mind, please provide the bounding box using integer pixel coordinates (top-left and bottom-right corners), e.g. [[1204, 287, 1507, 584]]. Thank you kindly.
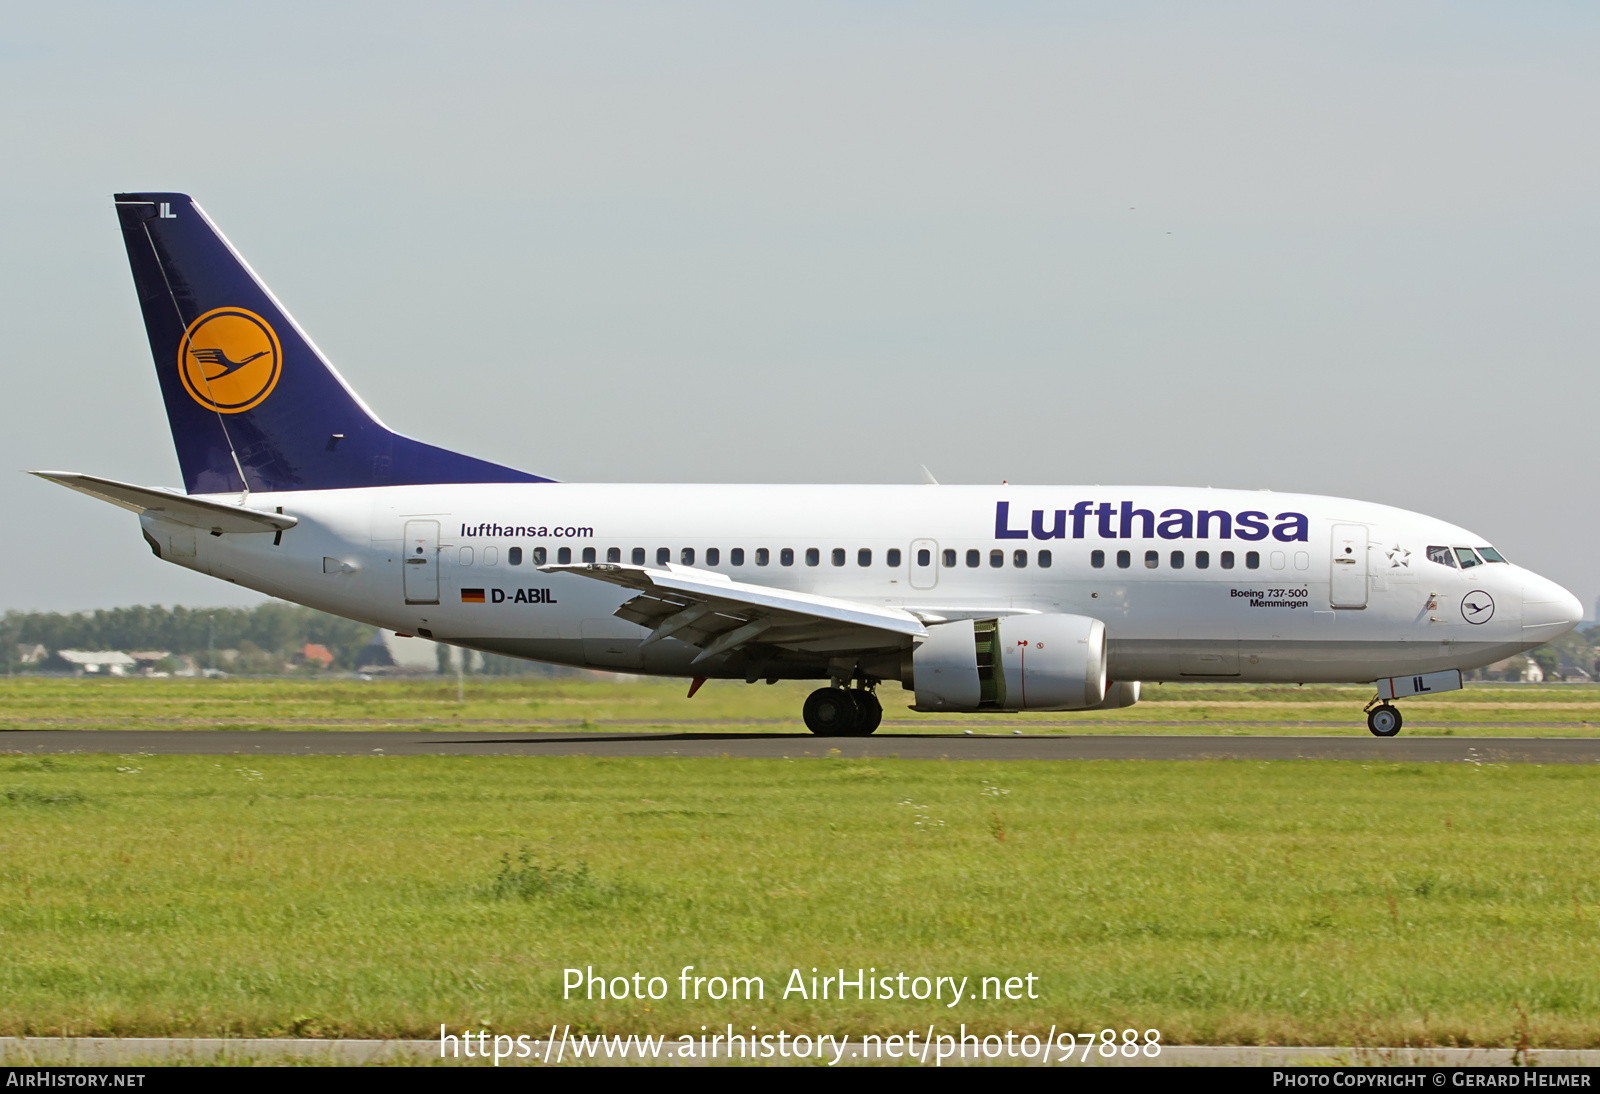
[[1365, 702, 1403, 738], [803, 686, 883, 737]]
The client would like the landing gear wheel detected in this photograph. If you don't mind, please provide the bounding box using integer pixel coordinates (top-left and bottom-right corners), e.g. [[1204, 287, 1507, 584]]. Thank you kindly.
[[848, 690, 883, 736], [803, 687, 859, 736], [1367, 704, 1403, 737]]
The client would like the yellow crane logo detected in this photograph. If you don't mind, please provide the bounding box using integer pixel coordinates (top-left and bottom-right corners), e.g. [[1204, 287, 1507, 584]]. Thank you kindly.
[[177, 307, 282, 413]]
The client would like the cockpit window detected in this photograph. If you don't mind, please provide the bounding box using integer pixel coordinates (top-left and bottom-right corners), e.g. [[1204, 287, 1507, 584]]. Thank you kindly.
[[1478, 547, 1508, 563], [1425, 545, 1456, 568], [1454, 547, 1482, 569]]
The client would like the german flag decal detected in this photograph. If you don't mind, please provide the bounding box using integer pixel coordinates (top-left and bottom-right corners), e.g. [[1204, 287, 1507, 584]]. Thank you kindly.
[[461, 588, 486, 604]]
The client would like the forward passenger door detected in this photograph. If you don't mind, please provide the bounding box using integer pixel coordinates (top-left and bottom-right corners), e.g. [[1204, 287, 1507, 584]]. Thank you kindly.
[[1330, 524, 1368, 609]]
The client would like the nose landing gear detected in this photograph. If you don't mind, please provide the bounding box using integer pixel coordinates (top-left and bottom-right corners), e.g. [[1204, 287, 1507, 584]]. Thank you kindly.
[[803, 685, 883, 736], [1365, 702, 1403, 737]]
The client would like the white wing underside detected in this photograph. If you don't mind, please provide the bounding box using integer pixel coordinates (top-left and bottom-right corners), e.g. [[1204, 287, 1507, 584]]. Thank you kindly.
[[540, 562, 929, 662]]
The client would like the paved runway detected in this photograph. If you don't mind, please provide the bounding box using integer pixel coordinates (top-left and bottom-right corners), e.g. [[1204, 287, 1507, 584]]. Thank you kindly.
[[4, 728, 1599, 762]]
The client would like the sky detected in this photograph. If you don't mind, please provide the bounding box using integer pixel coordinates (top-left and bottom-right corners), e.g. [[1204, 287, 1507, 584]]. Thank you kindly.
[[3, 2, 1598, 615]]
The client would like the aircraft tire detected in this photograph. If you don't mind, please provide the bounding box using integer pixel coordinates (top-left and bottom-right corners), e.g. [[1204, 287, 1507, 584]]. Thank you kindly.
[[1367, 704, 1403, 737], [848, 690, 883, 736], [803, 687, 860, 736]]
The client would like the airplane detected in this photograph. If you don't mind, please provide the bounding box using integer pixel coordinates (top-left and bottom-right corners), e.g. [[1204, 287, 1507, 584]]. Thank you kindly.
[[31, 192, 1585, 738]]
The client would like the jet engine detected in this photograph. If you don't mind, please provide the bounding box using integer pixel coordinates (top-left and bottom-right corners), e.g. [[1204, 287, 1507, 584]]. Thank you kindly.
[[910, 614, 1111, 712]]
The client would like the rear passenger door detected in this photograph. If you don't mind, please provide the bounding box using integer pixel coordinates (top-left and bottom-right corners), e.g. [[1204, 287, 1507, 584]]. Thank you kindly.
[[403, 520, 440, 604]]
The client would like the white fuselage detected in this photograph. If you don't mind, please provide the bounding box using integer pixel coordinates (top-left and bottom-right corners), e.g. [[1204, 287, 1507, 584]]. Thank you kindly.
[[141, 483, 1579, 686]]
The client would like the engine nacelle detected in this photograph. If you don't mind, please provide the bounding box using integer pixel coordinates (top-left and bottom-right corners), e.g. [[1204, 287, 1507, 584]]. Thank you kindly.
[[911, 614, 1108, 712], [1095, 680, 1140, 709]]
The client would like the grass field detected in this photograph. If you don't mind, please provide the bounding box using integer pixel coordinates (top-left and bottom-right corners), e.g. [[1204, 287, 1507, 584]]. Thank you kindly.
[[5, 676, 1600, 734], [1, 750, 1597, 1046]]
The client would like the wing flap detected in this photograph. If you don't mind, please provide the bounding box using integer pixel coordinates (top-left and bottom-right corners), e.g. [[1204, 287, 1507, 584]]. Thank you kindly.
[[542, 561, 927, 658]]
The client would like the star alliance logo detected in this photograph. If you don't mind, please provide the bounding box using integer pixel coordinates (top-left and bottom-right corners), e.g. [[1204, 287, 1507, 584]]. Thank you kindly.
[[1386, 545, 1411, 568]]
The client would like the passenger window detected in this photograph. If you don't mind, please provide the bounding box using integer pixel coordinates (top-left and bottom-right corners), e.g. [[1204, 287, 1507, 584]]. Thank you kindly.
[[1454, 547, 1481, 569], [756, 548, 769, 566], [1195, 550, 1210, 569], [1220, 551, 1234, 570], [1170, 550, 1184, 569], [858, 548, 871, 567], [605, 547, 619, 563], [1013, 549, 1027, 568], [805, 548, 819, 566], [1294, 551, 1309, 570], [1426, 546, 1457, 568], [1478, 546, 1507, 563], [1144, 550, 1158, 569], [1116, 550, 1131, 569], [732, 548, 747, 566], [1038, 549, 1052, 568], [682, 547, 696, 566], [917, 549, 931, 567], [580, 547, 595, 564], [989, 549, 1003, 568], [557, 547, 571, 565], [460, 546, 474, 566], [532, 547, 547, 565], [1091, 549, 1105, 569], [508, 547, 523, 566], [1270, 550, 1285, 570], [1245, 551, 1260, 570], [942, 549, 956, 568], [485, 546, 498, 566], [707, 548, 720, 566], [657, 547, 670, 566], [632, 547, 645, 565], [833, 548, 846, 567], [781, 548, 795, 566], [966, 549, 980, 568], [887, 548, 902, 567]]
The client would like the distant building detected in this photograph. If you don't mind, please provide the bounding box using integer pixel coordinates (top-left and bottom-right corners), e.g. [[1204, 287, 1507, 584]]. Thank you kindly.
[[56, 650, 138, 675], [353, 632, 395, 672], [14, 643, 47, 665], [1486, 655, 1543, 683], [295, 643, 335, 669], [354, 630, 445, 674]]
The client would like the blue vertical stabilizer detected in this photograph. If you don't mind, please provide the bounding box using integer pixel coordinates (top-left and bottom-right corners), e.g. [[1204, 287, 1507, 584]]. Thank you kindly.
[[113, 192, 550, 494]]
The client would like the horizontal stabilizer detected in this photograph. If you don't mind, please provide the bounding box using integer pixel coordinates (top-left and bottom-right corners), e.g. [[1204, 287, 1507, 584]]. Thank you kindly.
[[30, 472, 298, 534]]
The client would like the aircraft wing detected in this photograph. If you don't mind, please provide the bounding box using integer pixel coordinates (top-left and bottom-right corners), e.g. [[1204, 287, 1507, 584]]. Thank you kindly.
[[29, 472, 299, 534], [540, 562, 928, 663]]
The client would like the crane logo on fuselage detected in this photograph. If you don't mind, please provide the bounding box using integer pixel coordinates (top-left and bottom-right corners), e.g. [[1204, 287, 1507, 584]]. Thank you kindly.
[[1461, 590, 1495, 624], [176, 307, 283, 414]]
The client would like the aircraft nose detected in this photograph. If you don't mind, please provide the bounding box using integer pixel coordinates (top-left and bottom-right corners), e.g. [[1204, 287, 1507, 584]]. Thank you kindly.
[[1522, 574, 1584, 641]]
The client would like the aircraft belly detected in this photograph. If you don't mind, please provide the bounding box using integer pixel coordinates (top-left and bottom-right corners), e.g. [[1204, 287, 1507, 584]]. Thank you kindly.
[[1109, 637, 1532, 683]]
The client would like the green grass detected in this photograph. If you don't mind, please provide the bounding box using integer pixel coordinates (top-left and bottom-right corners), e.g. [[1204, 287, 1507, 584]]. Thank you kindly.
[[0, 751, 1597, 1046], [5, 676, 1600, 734]]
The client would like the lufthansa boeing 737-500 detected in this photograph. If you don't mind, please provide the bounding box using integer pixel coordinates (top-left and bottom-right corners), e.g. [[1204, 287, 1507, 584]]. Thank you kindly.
[[31, 193, 1584, 736]]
